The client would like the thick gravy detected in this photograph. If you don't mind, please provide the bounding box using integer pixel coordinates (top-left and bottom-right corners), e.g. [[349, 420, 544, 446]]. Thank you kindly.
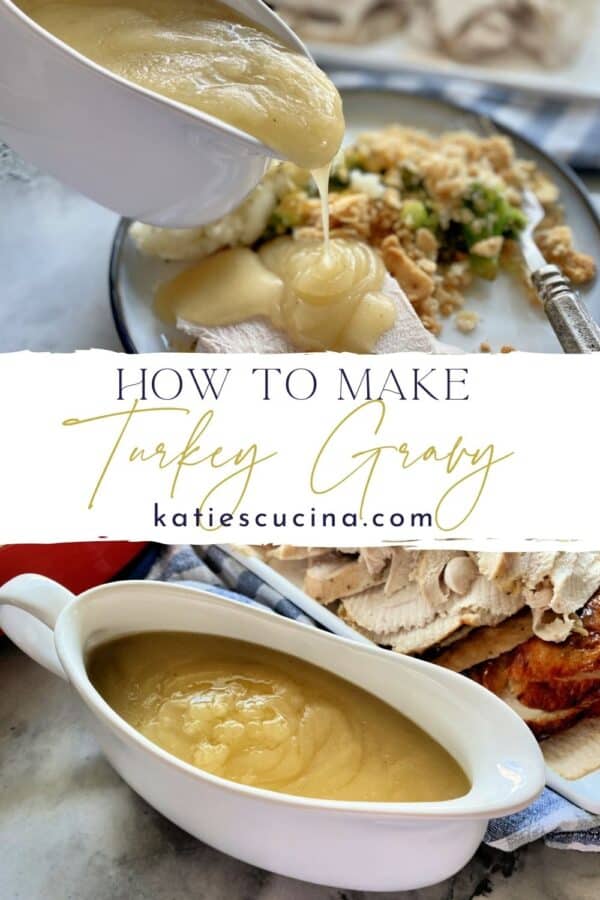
[[19, 0, 344, 172], [88, 632, 470, 803]]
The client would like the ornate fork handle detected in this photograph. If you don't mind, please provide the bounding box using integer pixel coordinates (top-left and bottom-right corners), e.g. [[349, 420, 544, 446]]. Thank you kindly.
[[532, 265, 600, 354]]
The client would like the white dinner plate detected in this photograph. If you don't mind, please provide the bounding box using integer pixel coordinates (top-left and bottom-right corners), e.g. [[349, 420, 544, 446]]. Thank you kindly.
[[222, 544, 600, 815], [110, 85, 600, 355]]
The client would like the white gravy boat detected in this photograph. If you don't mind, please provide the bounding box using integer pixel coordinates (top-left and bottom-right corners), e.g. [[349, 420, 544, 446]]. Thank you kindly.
[[0, 0, 308, 226], [0, 575, 545, 891]]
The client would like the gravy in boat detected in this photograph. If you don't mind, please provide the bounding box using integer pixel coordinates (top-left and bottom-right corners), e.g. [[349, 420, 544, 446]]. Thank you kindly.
[[88, 632, 470, 803], [19, 0, 344, 172]]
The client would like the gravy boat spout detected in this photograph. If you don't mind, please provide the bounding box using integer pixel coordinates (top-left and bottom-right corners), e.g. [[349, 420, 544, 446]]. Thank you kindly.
[[0, 0, 309, 226], [0, 575, 545, 892]]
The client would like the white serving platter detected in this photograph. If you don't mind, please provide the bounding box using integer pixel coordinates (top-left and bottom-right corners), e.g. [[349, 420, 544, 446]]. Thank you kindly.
[[309, 8, 600, 101], [222, 544, 600, 815]]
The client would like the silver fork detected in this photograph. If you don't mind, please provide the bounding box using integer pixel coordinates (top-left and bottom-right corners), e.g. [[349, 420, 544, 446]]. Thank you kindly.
[[477, 114, 600, 353], [520, 189, 600, 353]]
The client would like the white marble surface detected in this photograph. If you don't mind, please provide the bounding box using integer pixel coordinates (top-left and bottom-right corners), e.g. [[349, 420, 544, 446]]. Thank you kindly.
[[0, 148, 121, 353], [1, 153, 600, 899]]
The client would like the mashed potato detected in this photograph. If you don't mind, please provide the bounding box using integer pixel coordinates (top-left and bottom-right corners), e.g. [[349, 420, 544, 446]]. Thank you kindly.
[[131, 164, 293, 261]]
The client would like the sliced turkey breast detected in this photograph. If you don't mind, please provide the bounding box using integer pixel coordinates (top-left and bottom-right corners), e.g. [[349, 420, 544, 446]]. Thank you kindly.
[[267, 546, 331, 561], [272, 0, 410, 43], [418, 0, 589, 68], [543, 718, 600, 780], [340, 572, 524, 655], [359, 547, 396, 578], [303, 556, 387, 605], [434, 610, 534, 672], [481, 552, 600, 641], [384, 548, 420, 594]]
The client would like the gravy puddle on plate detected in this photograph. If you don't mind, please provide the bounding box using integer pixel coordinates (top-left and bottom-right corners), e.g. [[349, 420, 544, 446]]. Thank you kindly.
[[155, 238, 396, 351], [21, 0, 397, 349], [88, 632, 470, 802]]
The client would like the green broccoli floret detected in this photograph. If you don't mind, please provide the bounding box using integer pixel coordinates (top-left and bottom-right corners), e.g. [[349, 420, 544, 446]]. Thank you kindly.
[[401, 199, 428, 228], [462, 182, 526, 248], [401, 198, 439, 232], [469, 253, 500, 280]]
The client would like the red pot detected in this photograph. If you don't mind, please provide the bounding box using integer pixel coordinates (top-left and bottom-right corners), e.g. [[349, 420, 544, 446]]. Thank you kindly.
[[0, 542, 149, 595]]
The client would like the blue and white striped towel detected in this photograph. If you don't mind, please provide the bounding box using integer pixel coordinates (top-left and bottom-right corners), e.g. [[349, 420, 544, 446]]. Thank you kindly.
[[145, 544, 600, 853], [330, 69, 600, 173]]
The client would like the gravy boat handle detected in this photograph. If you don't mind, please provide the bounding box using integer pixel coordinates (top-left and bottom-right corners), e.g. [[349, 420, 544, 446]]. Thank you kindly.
[[0, 574, 74, 680]]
